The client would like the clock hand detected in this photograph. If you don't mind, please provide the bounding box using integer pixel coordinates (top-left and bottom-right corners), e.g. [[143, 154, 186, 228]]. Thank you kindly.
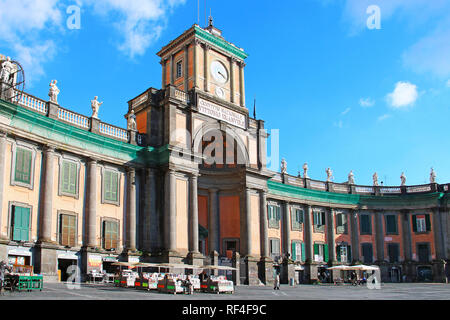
[[218, 71, 226, 79]]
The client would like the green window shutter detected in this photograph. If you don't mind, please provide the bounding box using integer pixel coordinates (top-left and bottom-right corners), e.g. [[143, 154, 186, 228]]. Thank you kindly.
[[15, 148, 32, 184], [336, 245, 341, 262], [62, 161, 70, 192], [324, 244, 329, 262], [412, 215, 418, 232], [425, 214, 431, 231], [314, 243, 319, 255], [13, 206, 30, 242], [347, 245, 352, 263], [104, 170, 118, 202], [291, 242, 296, 261], [68, 162, 77, 194], [301, 242, 306, 262], [111, 172, 118, 201], [104, 171, 111, 200]]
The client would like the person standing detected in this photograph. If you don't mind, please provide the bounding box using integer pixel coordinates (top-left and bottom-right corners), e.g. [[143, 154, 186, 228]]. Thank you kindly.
[[274, 272, 280, 290]]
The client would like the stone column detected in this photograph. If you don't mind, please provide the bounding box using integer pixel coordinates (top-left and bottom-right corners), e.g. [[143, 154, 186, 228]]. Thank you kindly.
[[350, 210, 360, 262], [304, 205, 313, 263], [245, 188, 252, 256], [165, 170, 177, 252], [375, 211, 385, 262], [126, 167, 136, 252], [193, 40, 199, 88], [145, 168, 161, 251], [432, 208, 445, 260], [282, 201, 291, 257], [39, 145, 55, 243], [239, 61, 245, 107], [304, 205, 314, 282], [230, 58, 235, 104], [259, 191, 269, 258], [204, 44, 210, 92], [189, 174, 199, 253], [327, 208, 336, 264], [85, 159, 97, 248], [402, 211, 412, 261], [161, 59, 167, 89], [184, 44, 189, 92], [170, 54, 175, 85], [0, 131, 6, 239], [208, 188, 219, 253]]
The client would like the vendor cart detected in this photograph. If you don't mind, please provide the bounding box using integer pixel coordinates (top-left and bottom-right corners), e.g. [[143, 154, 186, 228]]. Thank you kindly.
[[3, 265, 43, 292], [201, 266, 235, 294]]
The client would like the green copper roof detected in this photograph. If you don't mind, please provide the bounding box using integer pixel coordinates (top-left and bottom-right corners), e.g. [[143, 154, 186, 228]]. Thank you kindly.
[[268, 180, 445, 208], [194, 25, 248, 60]]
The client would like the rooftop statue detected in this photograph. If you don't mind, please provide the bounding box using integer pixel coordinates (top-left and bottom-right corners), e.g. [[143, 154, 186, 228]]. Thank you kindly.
[[128, 110, 137, 131], [400, 172, 406, 186], [48, 80, 60, 104], [0, 57, 14, 83], [430, 168, 436, 184], [348, 170, 355, 185], [303, 163, 309, 179], [281, 158, 287, 174], [326, 168, 333, 182], [91, 96, 103, 119], [373, 172, 379, 186]]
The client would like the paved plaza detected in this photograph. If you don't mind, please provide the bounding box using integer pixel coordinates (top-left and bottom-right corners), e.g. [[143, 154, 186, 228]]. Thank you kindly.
[[1, 282, 449, 300]]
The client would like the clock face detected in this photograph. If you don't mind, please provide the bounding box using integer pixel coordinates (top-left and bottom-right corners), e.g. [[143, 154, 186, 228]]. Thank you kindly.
[[211, 60, 228, 84]]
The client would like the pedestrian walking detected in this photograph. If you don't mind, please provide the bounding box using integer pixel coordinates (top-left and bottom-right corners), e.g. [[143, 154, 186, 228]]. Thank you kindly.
[[274, 272, 280, 290]]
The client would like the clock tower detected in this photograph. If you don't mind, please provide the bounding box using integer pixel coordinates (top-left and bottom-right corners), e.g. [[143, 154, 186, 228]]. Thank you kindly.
[[157, 17, 248, 107]]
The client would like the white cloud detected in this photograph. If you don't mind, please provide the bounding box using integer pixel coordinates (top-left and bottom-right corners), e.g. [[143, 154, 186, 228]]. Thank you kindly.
[[341, 107, 351, 115], [0, 0, 62, 84], [378, 114, 391, 121], [402, 20, 450, 78], [359, 97, 375, 108], [84, 0, 186, 58], [387, 82, 419, 109]]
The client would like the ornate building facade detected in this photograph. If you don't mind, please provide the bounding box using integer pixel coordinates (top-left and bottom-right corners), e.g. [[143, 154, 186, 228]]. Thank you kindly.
[[0, 23, 448, 284]]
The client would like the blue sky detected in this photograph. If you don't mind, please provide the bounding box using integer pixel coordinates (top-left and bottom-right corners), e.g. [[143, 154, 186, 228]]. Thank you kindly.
[[1, 0, 449, 186]]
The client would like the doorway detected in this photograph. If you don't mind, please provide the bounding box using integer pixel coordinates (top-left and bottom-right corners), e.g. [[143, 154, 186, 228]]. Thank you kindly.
[[58, 259, 78, 282]]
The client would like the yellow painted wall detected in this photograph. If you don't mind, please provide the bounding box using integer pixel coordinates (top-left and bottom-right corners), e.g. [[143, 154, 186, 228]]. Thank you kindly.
[[95, 167, 125, 248], [1, 142, 41, 241]]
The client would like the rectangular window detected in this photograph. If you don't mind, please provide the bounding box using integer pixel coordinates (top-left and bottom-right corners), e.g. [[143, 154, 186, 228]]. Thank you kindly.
[[361, 243, 373, 264], [313, 243, 328, 262], [103, 220, 119, 250], [336, 213, 348, 234], [360, 215, 372, 235], [11, 206, 30, 242], [336, 244, 352, 263], [60, 160, 78, 195], [176, 61, 183, 78], [268, 205, 281, 229], [14, 147, 32, 185], [291, 241, 302, 262], [385, 215, 398, 234], [291, 208, 304, 231], [388, 243, 400, 263], [313, 211, 326, 232], [413, 214, 431, 233], [59, 214, 76, 247], [270, 239, 280, 261], [417, 243, 430, 263], [103, 170, 119, 203]]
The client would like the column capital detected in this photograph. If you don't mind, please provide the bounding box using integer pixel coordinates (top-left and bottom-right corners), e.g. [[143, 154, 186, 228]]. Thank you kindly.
[[209, 187, 219, 194], [203, 43, 211, 51], [125, 166, 136, 174], [0, 130, 7, 138], [86, 157, 98, 165], [43, 144, 56, 153]]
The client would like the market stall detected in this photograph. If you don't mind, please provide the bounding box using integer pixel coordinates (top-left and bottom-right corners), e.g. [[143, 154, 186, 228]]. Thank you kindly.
[[155, 263, 203, 294], [133, 263, 165, 291], [111, 262, 138, 287], [4, 264, 43, 292], [200, 266, 235, 294]]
